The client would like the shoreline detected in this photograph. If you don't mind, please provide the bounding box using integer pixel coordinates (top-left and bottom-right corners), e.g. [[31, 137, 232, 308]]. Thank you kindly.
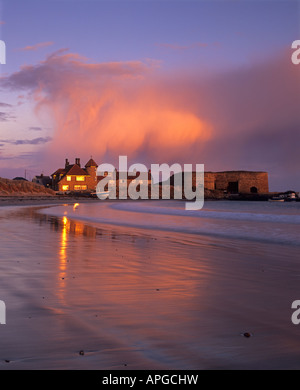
[[0, 196, 100, 208], [0, 194, 299, 210], [0, 192, 294, 206]]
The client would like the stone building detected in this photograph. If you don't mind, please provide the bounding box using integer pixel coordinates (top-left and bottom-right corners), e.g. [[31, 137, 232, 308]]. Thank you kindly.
[[204, 171, 269, 194], [170, 170, 269, 194]]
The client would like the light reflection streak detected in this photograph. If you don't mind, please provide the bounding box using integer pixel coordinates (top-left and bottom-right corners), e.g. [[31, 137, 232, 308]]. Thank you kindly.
[[58, 216, 69, 303]]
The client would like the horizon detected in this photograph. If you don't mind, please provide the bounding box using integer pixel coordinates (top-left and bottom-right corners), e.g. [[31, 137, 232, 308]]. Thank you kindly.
[[0, 0, 299, 192]]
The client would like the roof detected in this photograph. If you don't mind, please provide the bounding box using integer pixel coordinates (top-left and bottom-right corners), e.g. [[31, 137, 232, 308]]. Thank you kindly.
[[85, 158, 98, 168], [33, 176, 52, 186], [13, 177, 28, 181], [52, 168, 66, 177], [65, 164, 89, 176]]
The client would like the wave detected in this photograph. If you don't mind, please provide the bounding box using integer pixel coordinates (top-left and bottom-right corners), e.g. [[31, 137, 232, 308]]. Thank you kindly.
[[37, 201, 300, 246], [111, 202, 300, 224]]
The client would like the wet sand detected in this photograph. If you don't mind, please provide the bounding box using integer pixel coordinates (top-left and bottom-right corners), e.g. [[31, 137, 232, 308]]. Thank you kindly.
[[0, 202, 300, 370]]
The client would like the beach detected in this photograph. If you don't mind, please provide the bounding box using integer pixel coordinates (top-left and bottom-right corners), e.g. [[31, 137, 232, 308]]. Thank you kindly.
[[0, 199, 300, 370]]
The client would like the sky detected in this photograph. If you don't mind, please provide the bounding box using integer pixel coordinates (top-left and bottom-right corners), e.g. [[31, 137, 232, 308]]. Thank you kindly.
[[0, 0, 299, 191]]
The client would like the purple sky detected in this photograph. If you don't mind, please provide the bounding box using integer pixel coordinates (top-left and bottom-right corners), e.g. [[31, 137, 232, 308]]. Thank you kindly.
[[0, 0, 300, 191]]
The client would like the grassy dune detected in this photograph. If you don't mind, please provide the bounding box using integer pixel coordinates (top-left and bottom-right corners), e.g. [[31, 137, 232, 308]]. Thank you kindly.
[[0, 178, 55, 196]]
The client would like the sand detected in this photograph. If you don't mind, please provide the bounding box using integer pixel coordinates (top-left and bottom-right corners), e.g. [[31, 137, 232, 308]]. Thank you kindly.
[[0, 200, 300, 370]]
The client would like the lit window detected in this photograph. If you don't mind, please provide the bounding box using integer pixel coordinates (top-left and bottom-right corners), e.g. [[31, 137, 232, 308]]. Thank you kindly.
[[76, 176, 85, 182], [67, 176, 71, 181], [81, 185, 87, 190], [62, 185, 69, 191]]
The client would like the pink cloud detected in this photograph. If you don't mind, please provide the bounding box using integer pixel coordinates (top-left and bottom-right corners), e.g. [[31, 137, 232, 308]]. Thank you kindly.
[[19, 41, 54, 51], [1, 50, 212, 167]]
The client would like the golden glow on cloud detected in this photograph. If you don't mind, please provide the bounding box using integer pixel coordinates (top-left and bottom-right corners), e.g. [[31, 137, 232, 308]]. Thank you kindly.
[[2, 51, 212, 162]]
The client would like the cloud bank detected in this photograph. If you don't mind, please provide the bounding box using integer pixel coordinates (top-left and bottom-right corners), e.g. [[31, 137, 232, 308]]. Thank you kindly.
[[1, 50, 212, 164], [1, 48, 299, 190]]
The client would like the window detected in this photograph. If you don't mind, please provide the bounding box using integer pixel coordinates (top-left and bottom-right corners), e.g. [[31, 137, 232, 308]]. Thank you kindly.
[[62, 185, 69, 191], [76, 176, 85, 182], [67, 176, 71, 181]]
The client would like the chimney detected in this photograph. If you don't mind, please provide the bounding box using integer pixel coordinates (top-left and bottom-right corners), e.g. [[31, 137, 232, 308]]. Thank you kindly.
[[75, 158, 81, 167], [65, 159, 69, 169]]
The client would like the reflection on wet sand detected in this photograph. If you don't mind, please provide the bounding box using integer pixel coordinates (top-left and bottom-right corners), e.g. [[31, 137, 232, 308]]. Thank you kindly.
[[56, 213, 101, 304], [1, 203, 300, 369], [26, 204, 209, 319], [58, 216, 68, 303]]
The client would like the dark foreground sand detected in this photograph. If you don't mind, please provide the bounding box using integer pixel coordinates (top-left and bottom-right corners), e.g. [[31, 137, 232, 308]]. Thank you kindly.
[[0, 201, 300, 370]]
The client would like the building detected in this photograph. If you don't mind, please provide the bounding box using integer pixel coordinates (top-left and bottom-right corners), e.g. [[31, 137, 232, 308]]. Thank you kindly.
[[203, 171, 269, 194], [51, 158, 98, 192], [32, 174, 52, 188], [169, 171, 269, 194], [51, 158, 269, 196]]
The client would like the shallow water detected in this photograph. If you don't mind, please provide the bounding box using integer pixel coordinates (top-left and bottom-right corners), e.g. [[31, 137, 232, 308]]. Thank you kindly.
[[42, 200, 300, 245], [0, 200, 300, 369]]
